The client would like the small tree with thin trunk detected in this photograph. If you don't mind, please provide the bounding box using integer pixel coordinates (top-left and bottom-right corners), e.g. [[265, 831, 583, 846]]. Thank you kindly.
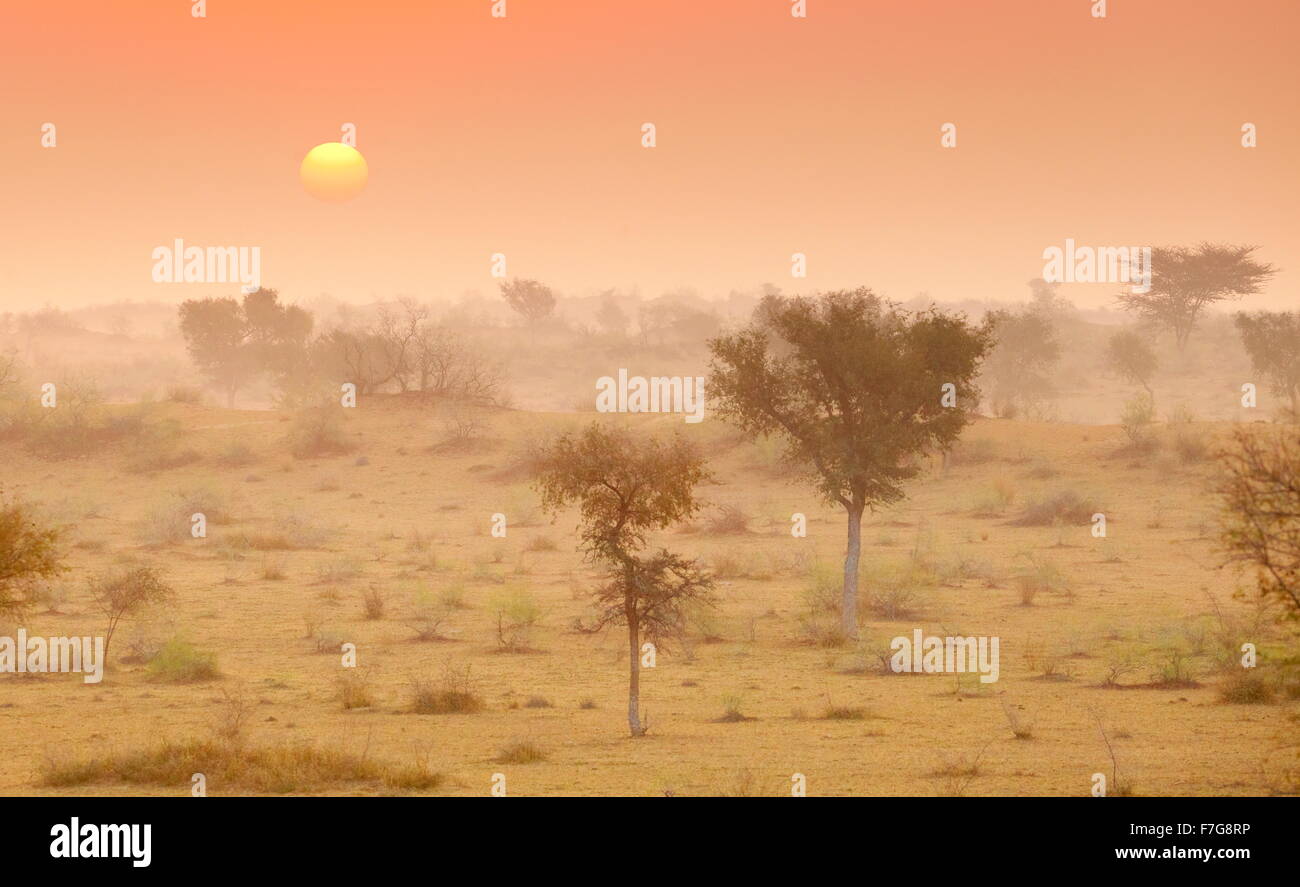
[[709, 288, 991, 639], [1234, 311, 1300, 419], [89, 566, 174, 663], [534, 423, 714, 736], [499, 278, 557, 326], [1105, 328, 1158, 404], [1117, 243, 1276, 351]]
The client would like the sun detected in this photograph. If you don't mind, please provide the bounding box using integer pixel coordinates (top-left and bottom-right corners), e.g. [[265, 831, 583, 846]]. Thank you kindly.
[[299, 143, 368, 202]]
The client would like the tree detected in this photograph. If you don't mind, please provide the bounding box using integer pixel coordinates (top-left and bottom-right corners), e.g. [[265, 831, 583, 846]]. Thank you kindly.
[[312, 327, 401, 395], [534, 424, 714, 736], [594, 292, 629, 337], [981, 308, 1061, 417], [376, 298, 428, 392], [1234, 311, 1300, 418], [1117, 243, 1276, 351], [709, 288, 991, 639], [1105, 329, 1158, 403], [1217, 427, 1300, 618], [178, 297, 251, 407], [243, 287, 313, 391], [178, 288, 312, 407], [89, 565, 174, 662], [0, 492, 64, 620], [499, 278, 557, 326]]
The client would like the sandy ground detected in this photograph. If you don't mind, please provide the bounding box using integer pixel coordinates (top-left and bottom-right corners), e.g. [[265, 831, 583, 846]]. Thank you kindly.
[[1, 402, 1295, 796]]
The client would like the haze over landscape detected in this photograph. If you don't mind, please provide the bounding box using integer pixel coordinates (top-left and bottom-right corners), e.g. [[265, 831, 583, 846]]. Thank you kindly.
[[0, 0, 1297, 803]]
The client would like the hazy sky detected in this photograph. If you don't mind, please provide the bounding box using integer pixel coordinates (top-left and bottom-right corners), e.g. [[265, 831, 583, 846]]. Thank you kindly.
[[3, 0, 1297, 312]]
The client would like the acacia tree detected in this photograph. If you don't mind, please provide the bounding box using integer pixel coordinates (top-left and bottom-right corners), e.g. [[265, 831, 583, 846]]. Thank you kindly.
[[534, 424, 714, 736], [1117, 243, 1276, 351], [0, 491, 64, 620], [709, 288, 991, 639], [1235, 311, 1300, 418], [1105, 328, 1159, 403], [1217, 427, 1300, 618], [499, 278, 557, 326]]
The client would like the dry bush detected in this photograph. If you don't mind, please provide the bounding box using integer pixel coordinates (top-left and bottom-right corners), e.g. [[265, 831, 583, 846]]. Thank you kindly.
[[408, 662, 483, 714], [216, 440, 257, 467], [336, 669, 376, 709], [490, 586, 540, 652], [494, 740, 547, 764], [288, 408, 357, 459], [361, 586, 386, 620], [165, 385, 204, 405], [705, 504, 751, 535], [1011, 490, 1098, 527], [1216, 427, 1300, 618], [145, 636, 219, 683], [40, 739, 417, 794]]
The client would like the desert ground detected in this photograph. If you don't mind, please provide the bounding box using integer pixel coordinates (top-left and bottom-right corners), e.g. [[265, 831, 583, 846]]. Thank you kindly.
[[2, 397, 1295, 797]]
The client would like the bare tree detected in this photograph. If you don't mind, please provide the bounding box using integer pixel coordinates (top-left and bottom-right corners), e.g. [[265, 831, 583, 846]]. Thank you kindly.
[[377, 298, 429, 392]]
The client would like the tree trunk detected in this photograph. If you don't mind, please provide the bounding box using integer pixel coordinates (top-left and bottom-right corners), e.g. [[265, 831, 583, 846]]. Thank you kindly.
[[842, 504, 864, 639], [627, 614, 644, 736]]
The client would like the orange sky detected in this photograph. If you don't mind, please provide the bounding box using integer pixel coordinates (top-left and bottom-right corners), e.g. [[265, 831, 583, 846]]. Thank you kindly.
[[3, 0, 1297, 312]]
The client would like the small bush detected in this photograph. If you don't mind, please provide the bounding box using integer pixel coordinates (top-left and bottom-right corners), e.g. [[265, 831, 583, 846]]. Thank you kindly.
[[289, 408, 356, 459], [705, 505, 751, 535], [1120, 393, 1158, 452], [146, 637, 219, 682], [1219, 672, 1274, 704], [337, 670, 375, 709], [409, 663, 483, 714], [490, 585, 540, 652], [1011, 490, 1098, 527], [495, 741, 547, 764], [361, 587, 386, 620]]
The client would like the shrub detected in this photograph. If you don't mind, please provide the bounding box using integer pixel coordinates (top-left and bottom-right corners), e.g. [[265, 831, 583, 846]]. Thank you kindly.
[[146, 637, 219, 682], [489, 585, 540, 652], [41, 739, 393, 793], [1218, 672, 1274, 704], [705, 505, 751, 535], [1011, 490, 1098, 527], [337, 670, 375, 709], [288, 408, 356, 459], [408, 663, 483, 714], [165, 385, 204, 405], [494, 741, 547, 764], [1120, 393, 1158, 452], [361, 587, 386, 620]]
